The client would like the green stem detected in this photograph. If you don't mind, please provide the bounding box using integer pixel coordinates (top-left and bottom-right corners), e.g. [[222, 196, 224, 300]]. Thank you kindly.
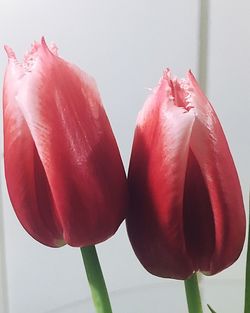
[[184, 273, 203, 313], [80, 246, 112, 313], [244, 195, 250, 313]]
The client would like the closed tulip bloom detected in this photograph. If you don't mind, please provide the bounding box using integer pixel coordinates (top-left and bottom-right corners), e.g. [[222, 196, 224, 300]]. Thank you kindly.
[[127, 70, 245, 280], [3, 38, 127, 248]]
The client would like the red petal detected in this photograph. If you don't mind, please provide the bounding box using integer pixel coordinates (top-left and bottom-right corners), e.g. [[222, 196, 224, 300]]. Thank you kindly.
[[187, 71, 246, 274], [3, 60, 64, 247], [127, 72, 195, 279]]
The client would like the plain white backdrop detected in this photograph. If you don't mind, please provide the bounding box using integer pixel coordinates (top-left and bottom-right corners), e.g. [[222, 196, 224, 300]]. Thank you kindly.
[[0, 1, 250, 312]]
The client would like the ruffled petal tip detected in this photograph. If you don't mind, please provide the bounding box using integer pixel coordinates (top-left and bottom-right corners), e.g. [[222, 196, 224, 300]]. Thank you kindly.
[[4, 45, 16, 60]]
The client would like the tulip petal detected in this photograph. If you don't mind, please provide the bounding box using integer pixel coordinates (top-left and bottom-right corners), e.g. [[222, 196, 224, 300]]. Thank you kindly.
[[3, 57, 64, 247], [127, 72, 196, 279], [171, 77, 216, 271], [187, 71, 246, 274]]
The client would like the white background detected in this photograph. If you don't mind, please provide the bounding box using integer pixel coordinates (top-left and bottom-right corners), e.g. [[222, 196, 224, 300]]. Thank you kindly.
[[0, 1, 250, 312]]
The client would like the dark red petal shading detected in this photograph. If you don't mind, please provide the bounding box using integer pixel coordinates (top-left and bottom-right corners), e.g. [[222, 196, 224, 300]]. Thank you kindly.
[[183, 149, 215, 271]]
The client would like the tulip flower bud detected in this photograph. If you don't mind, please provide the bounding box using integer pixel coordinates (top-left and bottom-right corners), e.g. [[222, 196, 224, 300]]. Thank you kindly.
[[127, 70, 246, 280], [3, 38, 127, 248]]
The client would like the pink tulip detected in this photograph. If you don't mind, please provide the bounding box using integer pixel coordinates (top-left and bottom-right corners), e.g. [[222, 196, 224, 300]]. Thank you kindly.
[[3, 38, 127, 248], [127, 70, 246, 279]]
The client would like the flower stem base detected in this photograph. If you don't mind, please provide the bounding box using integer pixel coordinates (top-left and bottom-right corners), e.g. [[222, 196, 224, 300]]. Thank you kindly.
[[80, 245, 112, 313], [184, 273, 203, 313]]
